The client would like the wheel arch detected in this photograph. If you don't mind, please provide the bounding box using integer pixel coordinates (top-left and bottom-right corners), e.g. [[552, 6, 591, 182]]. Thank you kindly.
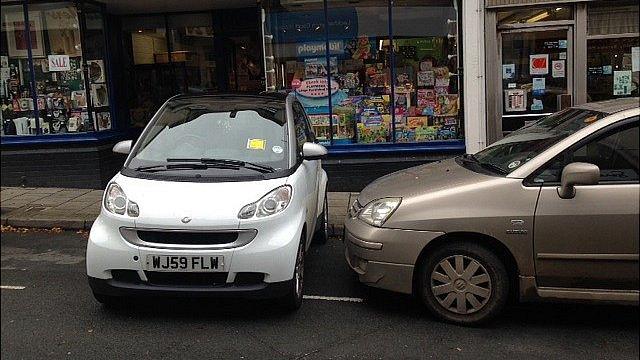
[[412, 232, 520, 301]]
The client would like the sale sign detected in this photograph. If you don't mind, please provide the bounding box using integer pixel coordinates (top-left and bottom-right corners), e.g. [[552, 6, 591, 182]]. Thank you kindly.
[[529, 54, 549, 75], [48, 55, 70, 72]]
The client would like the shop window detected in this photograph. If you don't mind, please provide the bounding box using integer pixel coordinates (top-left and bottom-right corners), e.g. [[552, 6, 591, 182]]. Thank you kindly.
[[168, 13, 217, 93], [391, 0, 461, 144], [226, 34, 264, 93], [122, 16, 174, 131], [1, 2, 112, 137], [497, 6, 572, 25], [586, 3, 639, 102], [263, 0, 463, 147], [327, 1, 392, 145], [1, 5, 37, 136]]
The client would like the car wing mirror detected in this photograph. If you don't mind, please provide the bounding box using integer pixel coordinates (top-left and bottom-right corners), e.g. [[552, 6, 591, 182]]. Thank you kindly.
[[113, 140, 133, 155], [557, 162, 600, 199], [302, 142, 328, 160]]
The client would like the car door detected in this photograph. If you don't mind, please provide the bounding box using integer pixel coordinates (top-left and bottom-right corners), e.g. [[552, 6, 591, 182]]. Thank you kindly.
[[531, 117, 639, 290], [292, 102, 319, 244]]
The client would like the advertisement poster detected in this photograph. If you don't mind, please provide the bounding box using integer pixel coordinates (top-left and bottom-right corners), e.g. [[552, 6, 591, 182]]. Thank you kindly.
[[417, 70, 434, 87], [552, 60, 565, 78], [48, 55, 70, 71], [530, 54, 549, 75], [504, 89, 526, 112], [502, 64, 515, 79], [613, 70, 632, 95], [532, 78, 545, 96]]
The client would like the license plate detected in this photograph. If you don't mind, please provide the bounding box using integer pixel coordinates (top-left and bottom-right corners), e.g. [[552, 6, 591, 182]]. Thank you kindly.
[[145, 255, 224, 272]]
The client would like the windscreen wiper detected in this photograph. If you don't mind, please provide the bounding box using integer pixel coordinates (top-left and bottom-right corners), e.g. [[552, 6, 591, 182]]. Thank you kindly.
[[460, 154, 508, 175], [167, 158, 276, 173], [134, 162, 239, 173]]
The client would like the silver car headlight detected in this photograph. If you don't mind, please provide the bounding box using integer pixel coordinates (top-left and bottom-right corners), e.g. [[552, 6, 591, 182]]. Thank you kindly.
[[238, 185, 292, 219], [358, 197, 402, 227], [104, 183, 139, 217]]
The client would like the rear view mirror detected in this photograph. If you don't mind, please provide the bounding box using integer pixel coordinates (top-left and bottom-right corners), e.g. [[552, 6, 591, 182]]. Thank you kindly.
[[302, 142, 328, 160], [558, 162, 600, 199], [113, 140, 132, 155]]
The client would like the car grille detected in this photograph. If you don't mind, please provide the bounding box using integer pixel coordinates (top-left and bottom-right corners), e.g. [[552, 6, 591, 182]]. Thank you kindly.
[[136, 230, 239, 245], [145, 271, 229, 287]]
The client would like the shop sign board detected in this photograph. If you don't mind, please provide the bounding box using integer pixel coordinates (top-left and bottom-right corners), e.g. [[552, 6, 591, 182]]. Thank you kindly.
[[297, 40, 344, 57], [529, 54, 548, 75]]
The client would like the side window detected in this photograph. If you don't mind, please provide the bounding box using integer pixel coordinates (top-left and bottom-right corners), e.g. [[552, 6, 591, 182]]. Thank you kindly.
[[535, 120, 639, 184], [292, 103, 308, 154]]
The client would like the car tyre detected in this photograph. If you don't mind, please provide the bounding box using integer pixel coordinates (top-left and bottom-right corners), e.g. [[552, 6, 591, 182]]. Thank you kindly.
[[281, 237, 305, 311], [313, 193, 329, 244], [418, 242, 509, 326]]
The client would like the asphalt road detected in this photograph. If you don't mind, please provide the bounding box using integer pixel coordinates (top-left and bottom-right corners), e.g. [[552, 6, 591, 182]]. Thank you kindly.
[[1, 230, 638, 360]]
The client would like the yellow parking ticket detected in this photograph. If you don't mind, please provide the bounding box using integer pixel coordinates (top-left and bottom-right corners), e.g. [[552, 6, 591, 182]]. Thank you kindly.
[[247, 138, 266, 150]]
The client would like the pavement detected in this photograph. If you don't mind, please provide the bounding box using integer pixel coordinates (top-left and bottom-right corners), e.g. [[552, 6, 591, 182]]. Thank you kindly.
[[0, 187, 354, 236], [1, 230, 638, 359]]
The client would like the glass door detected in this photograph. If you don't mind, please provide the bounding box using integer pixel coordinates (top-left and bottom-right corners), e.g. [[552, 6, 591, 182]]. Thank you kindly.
[[499, 27, 573, 133]]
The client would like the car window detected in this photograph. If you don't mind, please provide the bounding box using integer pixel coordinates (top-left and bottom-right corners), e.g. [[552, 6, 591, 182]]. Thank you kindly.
[[534, 118, 639, 184], [292, 103, 310, 154]]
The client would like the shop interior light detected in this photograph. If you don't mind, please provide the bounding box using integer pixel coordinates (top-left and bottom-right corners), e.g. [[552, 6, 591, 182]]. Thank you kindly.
[[527, 11, 549, 23]]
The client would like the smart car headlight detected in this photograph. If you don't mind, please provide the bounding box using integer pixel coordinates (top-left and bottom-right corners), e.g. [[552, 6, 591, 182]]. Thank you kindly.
[[238, 185, 292, 219], [358, 197, 402, 227], [104, 183, 139, 217]]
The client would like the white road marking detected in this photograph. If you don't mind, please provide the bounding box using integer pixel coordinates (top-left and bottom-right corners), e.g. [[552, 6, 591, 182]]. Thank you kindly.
[[0, 285, 26, 290], [303, 295, 363, 303]]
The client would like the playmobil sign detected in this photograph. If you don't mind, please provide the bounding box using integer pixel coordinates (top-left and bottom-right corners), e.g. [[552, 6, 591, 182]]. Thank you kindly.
[[296, 41, 344, 57]]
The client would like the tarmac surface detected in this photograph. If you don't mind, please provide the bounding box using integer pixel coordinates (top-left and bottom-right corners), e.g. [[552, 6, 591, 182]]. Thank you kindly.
[[1, 230, 638, 359]]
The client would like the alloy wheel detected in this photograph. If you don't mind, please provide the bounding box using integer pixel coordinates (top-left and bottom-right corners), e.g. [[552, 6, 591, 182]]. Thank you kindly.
[[429, 255, 492, 315]]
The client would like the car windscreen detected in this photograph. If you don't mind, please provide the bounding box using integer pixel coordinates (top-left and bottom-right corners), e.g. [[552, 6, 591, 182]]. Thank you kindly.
[[470, 108, 607, 175], [125, 98, 290, 179]]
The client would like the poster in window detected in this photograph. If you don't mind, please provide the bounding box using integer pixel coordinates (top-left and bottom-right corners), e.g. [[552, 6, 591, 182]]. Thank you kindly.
[[613, 71, 632, 96], [87, 60, 105, 83], [529, 54, 549, 75], [91, 83, 109, 107], [632, 47, 639, 72], [552, 60, 565, 78], [502, 64, 515, 79], [94, 111, 111, 131], [504, 89, 526, 112], [44, 8, 81, 56], [4, 11, 44, 58]]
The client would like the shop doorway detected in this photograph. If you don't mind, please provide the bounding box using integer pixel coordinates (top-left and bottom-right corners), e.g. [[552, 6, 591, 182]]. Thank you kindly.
[[498, 26, 573, 134]]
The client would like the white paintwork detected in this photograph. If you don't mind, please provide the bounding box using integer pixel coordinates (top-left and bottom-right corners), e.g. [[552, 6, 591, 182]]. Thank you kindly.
[[112, 140, 132, 155], [462, 0, 488, 154], [87, 96, 328, 296], [0, 286, 26, 290]]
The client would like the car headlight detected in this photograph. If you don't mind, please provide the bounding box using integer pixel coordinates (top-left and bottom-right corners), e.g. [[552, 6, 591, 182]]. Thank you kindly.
[[104, 183, 139, 217], [357, 197, 401, 227], [238, 185, 292, 219]]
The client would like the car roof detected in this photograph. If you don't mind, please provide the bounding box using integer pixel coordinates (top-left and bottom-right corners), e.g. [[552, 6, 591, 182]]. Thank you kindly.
[[169, 92, 289, 104], [573, 97, 639, 115]]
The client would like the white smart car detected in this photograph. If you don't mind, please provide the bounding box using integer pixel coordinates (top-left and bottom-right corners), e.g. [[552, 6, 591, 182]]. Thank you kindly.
[[87, 93, 328, 310]]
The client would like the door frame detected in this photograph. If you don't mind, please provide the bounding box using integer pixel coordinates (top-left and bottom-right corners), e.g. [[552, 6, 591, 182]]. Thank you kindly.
[[497, 25, 574, 135], [484, 4, 589, 145]]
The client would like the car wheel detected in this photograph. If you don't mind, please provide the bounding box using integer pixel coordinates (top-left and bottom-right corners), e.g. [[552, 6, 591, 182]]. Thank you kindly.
[[313, 193, 328, 244], [418, 242, 509, 326], [281, 237, 305, 311]]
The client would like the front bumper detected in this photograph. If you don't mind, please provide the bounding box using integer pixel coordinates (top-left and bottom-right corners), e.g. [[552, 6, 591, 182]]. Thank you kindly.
[[86, 207, 305, 298], [344, 216, 444, 295], [88, 276, 290, 299]]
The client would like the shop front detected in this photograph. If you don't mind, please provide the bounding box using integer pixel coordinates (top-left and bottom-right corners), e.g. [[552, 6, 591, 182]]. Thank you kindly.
[[484, 0, 639, 143], [261, 0, 465, 157]]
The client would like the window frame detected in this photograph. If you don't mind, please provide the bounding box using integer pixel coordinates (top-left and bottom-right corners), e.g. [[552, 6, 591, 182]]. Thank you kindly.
[[524, 116, 639, 187]]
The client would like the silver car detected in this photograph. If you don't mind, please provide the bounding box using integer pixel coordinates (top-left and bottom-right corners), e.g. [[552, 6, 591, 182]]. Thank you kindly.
[[345, 98, 639, 325]]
